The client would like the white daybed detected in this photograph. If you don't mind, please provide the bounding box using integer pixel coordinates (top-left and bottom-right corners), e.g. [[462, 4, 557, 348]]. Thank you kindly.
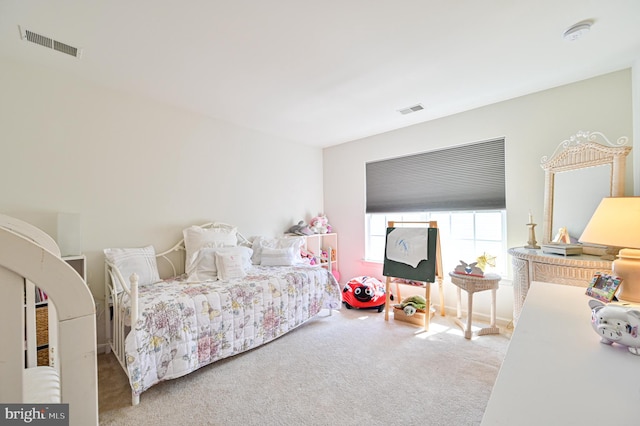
[[104, 223, 342, 405], [0, 214, 98, 426]]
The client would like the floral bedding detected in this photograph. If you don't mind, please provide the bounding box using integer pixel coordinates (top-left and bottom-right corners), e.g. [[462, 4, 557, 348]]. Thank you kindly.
[[123, 265, 341, 396]]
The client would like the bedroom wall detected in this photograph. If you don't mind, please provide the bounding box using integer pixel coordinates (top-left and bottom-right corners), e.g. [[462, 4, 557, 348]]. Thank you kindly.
[[323, 69, 635, 326], [0, 58, 325, 346]]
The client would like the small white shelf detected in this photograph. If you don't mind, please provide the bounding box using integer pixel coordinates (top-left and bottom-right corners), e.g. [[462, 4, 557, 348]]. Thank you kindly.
[[304, 233, 338, 273]]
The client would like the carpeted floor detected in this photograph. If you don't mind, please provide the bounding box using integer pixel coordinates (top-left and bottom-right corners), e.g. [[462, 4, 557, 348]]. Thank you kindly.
[[98, 308, 511, 426]]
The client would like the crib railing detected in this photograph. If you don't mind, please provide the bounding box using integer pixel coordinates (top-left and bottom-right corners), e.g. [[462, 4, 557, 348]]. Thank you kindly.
[[0, 214, 98, 426]]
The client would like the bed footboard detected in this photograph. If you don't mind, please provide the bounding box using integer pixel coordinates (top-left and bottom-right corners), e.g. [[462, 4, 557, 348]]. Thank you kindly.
[[104, 263, 140, 405]]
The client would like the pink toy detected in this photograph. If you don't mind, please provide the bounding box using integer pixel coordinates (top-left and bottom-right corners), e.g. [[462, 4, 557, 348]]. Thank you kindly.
[[300, 247, 317, 265], [310, 213, 330, 234]]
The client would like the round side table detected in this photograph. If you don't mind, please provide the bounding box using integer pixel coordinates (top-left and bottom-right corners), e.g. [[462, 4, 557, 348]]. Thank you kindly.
[[448, 272, 501, 339]]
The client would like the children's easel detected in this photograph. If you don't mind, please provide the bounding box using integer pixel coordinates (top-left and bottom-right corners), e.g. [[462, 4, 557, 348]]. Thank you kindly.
[[383, 221, 444, 332]]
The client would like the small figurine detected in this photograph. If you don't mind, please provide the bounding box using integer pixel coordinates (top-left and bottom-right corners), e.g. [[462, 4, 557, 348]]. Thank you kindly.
[[476, 252, 496, 271], [454, 260, 484, 277]]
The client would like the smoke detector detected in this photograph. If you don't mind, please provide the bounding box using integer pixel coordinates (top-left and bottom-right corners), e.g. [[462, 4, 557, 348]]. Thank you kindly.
[[563, 21, 592, 41], [19, 26, 83, 58]]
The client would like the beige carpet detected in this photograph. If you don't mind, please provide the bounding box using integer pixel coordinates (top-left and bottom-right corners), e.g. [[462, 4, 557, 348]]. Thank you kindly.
[[98, 308, 511, 426]]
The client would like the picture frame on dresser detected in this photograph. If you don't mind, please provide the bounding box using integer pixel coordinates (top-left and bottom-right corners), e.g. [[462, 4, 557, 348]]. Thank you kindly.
[[585, 272, 622, 303]]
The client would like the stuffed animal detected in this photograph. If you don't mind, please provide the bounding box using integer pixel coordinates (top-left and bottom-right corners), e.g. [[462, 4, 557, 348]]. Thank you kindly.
[[396, 295, 427, 316], [300, 247, 317, 265], [286, 220, 313, 236], [310, 214, 330, 234], [342, 276, 387, 312]]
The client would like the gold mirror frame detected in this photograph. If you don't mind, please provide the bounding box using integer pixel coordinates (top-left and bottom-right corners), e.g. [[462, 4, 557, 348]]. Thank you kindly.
[[541, 131, 631, 252]]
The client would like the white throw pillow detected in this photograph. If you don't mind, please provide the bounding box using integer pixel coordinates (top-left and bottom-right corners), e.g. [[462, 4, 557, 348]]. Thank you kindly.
[[250, 236, 278, 265], [104, 245, 160, 292], [215, 249, 249, 281], [187, 247, 219, 281], [183, 225, 237, 274], [251, 236, 305, 265], [277, 236, 305, 264], [260, 246, 297, 266], [188, 246, 253, 281]]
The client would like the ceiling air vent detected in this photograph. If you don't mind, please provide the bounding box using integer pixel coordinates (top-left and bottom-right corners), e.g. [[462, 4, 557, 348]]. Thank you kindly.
[[19, 26, 82, 58], [398, 103, 424, 115]]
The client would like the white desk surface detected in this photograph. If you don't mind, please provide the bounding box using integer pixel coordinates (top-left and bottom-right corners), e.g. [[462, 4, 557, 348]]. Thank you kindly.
[[482, 281, 640, 425]]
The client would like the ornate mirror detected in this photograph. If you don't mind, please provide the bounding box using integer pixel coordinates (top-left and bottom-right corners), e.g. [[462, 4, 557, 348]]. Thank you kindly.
[[541, 131, 631, 252]]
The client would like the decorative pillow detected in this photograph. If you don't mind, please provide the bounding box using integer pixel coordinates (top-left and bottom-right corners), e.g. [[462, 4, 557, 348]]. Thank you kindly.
[[250, 236, 278, 265], [251, 236, 305, 265], [188, 246, 253, 282], [277, 236, 305, 264], [187, 247, 219, 281], [104, 245, 160, 292], [260, 246, 297, 266], [183, 225, 237, 274], [215, 249, 249, 281]]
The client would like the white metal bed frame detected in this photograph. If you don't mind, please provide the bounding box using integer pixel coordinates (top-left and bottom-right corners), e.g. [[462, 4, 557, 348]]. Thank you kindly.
[[104, 222, 251, 405], [104, 222, 335, 406]]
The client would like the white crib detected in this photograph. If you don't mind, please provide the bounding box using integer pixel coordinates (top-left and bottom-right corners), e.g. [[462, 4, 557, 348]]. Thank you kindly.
[[0, 214, 98, 426]]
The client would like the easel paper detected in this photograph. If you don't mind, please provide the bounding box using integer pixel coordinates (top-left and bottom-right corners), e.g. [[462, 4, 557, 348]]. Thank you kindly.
[[385, 228, 429, 267]]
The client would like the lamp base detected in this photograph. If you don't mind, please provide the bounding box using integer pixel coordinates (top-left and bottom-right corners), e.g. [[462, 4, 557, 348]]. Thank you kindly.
[[614, 248, 640, 303]]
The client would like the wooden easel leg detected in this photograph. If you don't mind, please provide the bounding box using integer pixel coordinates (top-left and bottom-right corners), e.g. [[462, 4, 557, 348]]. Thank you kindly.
[[424, 282, 431, 332], [384, 277, 392, 321], [438, 277, 445, 316]]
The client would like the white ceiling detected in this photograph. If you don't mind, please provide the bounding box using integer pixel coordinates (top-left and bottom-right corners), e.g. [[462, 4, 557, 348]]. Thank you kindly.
[[2, 1, 640, 148]]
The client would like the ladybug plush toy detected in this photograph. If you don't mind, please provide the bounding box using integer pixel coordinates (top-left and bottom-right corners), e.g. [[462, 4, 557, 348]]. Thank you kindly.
[[342, 276, 390, 312]]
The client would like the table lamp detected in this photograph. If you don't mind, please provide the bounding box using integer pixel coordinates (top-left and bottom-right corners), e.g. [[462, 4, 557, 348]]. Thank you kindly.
[[579, 197, 640, 302]]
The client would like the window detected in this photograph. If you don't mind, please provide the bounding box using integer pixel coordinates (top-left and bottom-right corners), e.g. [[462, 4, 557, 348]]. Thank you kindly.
[[366, 139, 505, 213], [364, 138, 507, 276], [365, 210, 507, 276]]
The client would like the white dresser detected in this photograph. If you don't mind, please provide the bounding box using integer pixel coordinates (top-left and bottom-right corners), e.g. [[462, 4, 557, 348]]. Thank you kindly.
[[482, 281, 639, 425], [508, 247, 611, 323]]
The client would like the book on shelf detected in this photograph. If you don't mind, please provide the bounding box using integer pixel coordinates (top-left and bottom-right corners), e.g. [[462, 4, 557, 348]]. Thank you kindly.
[[35, 287, 48, 303]]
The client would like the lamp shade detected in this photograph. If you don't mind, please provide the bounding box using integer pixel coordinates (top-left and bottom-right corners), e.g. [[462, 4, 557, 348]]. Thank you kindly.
[[580, 197, 640, 302], [579, 197, 640, 249]]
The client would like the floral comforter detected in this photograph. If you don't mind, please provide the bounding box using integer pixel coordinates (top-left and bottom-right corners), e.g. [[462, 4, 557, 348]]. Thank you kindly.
[[124, 265, 341, 396]]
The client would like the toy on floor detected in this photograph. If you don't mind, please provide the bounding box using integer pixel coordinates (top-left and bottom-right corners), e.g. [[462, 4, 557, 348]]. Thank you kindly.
[[342, 276, 389, 312], [395, 295, 427, 316]]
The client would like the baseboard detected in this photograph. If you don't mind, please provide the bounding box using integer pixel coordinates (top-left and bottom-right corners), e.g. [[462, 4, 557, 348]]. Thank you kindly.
[[97, 343, 109, 354], [438, 305, 514, 331]]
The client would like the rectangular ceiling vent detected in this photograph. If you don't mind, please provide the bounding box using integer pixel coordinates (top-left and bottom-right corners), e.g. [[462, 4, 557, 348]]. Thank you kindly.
[[19, 26, 82, 58], [398, 104, 424, 115]]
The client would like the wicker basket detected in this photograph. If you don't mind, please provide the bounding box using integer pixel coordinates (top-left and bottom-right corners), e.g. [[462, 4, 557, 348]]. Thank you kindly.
[[35, 305, 49, 347], [37, 348, 50, 366]]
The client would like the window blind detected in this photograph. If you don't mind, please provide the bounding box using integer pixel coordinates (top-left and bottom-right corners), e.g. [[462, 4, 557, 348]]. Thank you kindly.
[[366, 138, 505, 213]]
